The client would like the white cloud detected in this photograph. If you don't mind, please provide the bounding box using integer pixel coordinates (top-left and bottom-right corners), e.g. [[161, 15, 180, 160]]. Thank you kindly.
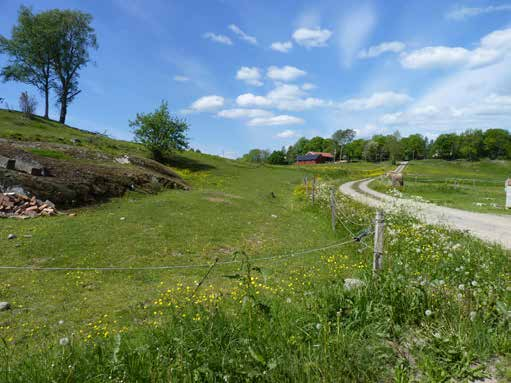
[[358, 41, 406, 59], [275, 129, 298, 138], [267, 65, 306, 81], [236, 83, 329, 112], [292, 27, 332, 48], [217, 108, 273, 119], [271, 41, 293, 53], [401, 28, 511, 70], [401, 46, 471, 69], [267, 83, 326, 111], [228, 24, 257, 45], [446, 5, 511, 20], [236, 67, 263, 86], [236, 93, 272, 107], [190, 95, 225, 111], [248, 115, 304, 126], [203, 32, 233, 45], [340, 91, 412, 111], [337, 4, 376, 67], [173, 75, 190, 82]]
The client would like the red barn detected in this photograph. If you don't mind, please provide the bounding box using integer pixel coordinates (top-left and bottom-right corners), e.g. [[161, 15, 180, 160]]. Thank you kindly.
[[295, 152, 334, 165]]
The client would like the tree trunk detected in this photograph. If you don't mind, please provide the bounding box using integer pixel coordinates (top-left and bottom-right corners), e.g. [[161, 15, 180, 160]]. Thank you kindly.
[[59, 93, 67, 124], [44, 85, 49, 119]]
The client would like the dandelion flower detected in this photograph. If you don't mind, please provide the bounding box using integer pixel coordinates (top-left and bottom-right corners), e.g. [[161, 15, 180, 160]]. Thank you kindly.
[[471, 280, 478, 287], [458, 284, 465, 291], [469, 311, 477, 321], [59, 337, 69, 346], [425, 309, 433, 317], [58, 320, 64, 325]]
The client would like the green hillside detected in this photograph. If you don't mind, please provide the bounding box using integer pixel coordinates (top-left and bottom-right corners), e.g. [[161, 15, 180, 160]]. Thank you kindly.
[[0, 113, 510, 381]]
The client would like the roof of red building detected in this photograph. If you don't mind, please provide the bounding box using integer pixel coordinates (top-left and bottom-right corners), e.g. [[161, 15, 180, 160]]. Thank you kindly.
[[306, 151, 334, 158]]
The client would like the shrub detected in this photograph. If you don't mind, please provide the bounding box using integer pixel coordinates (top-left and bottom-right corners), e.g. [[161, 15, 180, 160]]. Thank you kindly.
[[129, 101, 189, 162]]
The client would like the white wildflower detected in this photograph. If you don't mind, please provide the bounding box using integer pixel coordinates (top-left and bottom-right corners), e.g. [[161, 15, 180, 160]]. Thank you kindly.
[[469, 311, 477, 321], [458, 284, 465, 291], [59, 337, 69, 346], [425, 309, 433, 317], [471, 280, 478, 287]]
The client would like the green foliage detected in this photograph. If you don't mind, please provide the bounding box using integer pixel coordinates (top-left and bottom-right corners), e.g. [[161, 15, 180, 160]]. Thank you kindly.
[[0, 6, 54, 118], [0, 6, 97, 122], [240, 148, 270, 163], [129, 101, 189, 161], [267, 149, 287, 165]]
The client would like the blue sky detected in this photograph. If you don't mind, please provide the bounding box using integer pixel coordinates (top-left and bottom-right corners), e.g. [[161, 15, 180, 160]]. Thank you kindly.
[[1, 0, 511, 158]]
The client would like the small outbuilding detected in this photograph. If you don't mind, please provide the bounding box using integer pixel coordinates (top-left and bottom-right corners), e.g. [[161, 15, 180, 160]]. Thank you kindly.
[[295, 152, 334, 165]]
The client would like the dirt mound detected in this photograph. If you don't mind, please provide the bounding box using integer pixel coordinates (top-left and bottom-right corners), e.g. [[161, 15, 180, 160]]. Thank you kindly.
[[0, 141, 188, 208]]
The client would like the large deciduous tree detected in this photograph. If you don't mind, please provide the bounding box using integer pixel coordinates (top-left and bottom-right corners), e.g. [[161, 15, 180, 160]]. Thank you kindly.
[[331, 129, 355, 161], [0, 6, 55, 119], [49, 9, 97, 124], [130, 101, 189, 161]]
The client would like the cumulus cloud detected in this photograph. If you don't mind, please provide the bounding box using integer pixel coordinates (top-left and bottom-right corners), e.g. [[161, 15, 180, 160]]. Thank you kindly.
[[173, 75, 190, 82], [340, 91, 412, 111], [338, 4, 376, 67], [446, 4, 511, 20], [236, 83, 329, 112], [228, 24, 257, 45], [358, 41, 406, 59], [236, 93, 272, 107], [271, 41, 293, 53], [401, 28, 511, 69], [203, 32, 233, 45], [292, 27, 332, 48], [247, 115, 304, 126], [267, 65, 306, 81], [217, 108, 273, 119], [275, 129, 298, 138], [190, 95, 225, 111], [236, 67, 263, 86]]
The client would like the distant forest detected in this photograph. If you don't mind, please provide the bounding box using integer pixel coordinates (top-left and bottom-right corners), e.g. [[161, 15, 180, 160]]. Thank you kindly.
[[241, 128, 511, 164]]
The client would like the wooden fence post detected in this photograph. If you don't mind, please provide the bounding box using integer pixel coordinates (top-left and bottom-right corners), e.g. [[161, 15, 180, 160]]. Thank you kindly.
[[312, 176, 316, 204], [330, 189, 336, 232], [305, 176, 309, 202], [373, 211, 384, 272]]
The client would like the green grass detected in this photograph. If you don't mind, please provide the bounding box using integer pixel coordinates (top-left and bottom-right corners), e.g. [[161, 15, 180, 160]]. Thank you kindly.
[[0, 109, 145, 157], [372, 159, 511, 215], [27, 148, 71, 160], [1, 115, 509, 381]]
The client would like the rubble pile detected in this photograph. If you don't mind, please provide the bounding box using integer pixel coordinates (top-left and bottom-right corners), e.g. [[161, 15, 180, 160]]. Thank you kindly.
[[0, 193, 57, 218]]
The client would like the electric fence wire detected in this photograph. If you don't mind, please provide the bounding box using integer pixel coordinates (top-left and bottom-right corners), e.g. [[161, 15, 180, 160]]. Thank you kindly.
[[0, 238, 360, 272]]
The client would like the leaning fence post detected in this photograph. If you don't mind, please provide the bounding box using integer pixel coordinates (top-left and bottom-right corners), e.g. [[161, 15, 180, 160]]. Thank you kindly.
[[373, 211, 384, 272], [330, 189, 336, 232], [312, 176, 316, 204]]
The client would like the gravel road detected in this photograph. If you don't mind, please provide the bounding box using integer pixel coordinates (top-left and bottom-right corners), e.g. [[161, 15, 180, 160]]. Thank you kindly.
[[340, 177, 511, 250]]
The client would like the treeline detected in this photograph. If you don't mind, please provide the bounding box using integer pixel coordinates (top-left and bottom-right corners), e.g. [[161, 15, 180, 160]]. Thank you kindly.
[[241, 128, 511, 164]]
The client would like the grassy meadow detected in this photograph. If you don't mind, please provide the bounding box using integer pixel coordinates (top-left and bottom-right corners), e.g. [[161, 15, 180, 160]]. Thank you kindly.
[[372, 159, 511, 215], [0, 116, 510, 381]]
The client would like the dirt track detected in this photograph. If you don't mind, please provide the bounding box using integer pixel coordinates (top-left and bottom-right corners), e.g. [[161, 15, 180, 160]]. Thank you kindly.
[[340, 177, 511, 250]]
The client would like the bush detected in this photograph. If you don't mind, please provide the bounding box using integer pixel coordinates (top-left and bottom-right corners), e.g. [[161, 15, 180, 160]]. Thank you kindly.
[[129, 101, 189, 162]]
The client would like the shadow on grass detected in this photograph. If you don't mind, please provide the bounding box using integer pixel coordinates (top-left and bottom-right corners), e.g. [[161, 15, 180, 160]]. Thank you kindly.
[[163, 154, 215, 172]]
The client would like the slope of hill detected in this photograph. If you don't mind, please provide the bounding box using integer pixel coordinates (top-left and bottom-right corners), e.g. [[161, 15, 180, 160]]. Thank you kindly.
[[0, 110, 188, 206]]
